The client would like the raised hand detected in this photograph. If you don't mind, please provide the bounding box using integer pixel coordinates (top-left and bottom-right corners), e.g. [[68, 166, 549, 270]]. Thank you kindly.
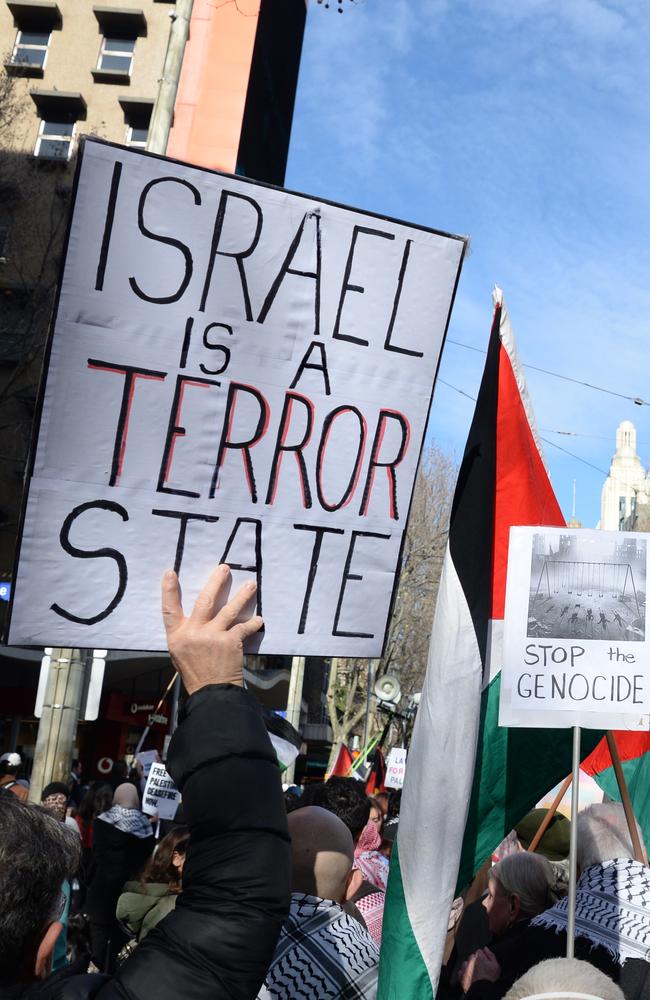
[[161, 564, 263, 695]]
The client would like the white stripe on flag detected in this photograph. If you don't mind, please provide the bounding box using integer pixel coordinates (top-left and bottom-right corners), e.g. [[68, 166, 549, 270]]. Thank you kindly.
[[396, 548, 483, 990]]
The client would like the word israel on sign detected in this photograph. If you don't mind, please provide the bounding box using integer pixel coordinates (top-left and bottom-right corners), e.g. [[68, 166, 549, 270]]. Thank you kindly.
[[500, 526, 650, 731], [8, 138, 465, 655], [384, 747, 407, 789], [142, 761, 181, 821]]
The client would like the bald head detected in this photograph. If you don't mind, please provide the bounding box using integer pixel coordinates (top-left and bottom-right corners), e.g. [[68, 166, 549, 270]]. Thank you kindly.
[[288, 806, 355, 902]]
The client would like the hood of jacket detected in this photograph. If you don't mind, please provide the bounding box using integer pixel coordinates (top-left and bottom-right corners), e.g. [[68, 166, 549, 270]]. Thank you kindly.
[[116, 882, 176, 939]]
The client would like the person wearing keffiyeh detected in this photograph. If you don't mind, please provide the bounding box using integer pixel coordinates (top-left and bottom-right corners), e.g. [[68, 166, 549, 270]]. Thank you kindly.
[[258, 806, 379, 999], [351, 819, 388, 946], [84, 782, 154, 973], [460, 803, 650, 1000]]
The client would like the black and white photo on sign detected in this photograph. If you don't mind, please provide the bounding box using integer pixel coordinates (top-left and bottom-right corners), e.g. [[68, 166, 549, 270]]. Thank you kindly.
[[7, 138, 465, 656], [527, 532, 646, 642], [500, 526, 650, 731]]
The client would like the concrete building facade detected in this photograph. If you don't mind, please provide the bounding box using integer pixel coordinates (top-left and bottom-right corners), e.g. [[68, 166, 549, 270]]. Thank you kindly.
[[1, 0, 170, 162], [600, 420, 649, 531]]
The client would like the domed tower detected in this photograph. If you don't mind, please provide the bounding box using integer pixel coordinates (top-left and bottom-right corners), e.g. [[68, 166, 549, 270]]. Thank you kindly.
[[600, 421, 647, 530]]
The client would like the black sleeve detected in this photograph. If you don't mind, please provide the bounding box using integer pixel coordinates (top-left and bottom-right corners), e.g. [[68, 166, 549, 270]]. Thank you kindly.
[[99, 684, 291, 1000]]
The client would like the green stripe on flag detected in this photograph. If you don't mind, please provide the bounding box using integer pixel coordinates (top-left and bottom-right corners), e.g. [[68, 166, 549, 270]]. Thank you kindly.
[[457, 674, 604, 893], [593, 753, 650, 850], [378, 840, 433, 1000]]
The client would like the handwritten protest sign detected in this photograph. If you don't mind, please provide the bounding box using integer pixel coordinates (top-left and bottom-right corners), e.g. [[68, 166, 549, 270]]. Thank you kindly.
[[500, 526, 650, 730], [384, 747, 407, 789], [8, 138, 465, 655], [142, 761, 180, 820]]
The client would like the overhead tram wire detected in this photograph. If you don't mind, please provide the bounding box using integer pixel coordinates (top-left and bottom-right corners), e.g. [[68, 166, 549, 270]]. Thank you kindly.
[[437, 379, 610, 477], [446, 338, 649, 407]]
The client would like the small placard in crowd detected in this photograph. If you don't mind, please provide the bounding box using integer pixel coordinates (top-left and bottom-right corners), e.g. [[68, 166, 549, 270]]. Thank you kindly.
[[142, 761, 181, 820], [384, 747, 407, 789]]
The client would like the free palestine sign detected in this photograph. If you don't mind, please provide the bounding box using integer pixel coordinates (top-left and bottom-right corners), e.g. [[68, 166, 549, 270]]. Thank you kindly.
[[8, 138, 465, 655]]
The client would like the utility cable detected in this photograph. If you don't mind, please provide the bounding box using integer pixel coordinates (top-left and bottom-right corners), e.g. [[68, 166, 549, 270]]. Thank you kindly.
[[446, 338, 648, 407]]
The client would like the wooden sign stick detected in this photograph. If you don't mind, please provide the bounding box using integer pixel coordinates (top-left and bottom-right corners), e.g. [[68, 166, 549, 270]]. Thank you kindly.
[[605, 731, 647, 865], [528, 772, 573, 853]]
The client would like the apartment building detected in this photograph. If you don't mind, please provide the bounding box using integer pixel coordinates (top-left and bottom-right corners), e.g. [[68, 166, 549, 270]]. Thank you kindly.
[[1, 0, 170, 159]]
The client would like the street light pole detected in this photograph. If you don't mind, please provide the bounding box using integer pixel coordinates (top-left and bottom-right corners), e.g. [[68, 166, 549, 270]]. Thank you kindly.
[[30, 648, 86, 802], [147, 0, 194, 156]]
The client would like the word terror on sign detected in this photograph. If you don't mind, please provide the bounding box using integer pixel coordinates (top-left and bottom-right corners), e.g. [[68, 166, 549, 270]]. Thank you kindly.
[[7, 139, 466, 655], [85, 360, 410, 518]]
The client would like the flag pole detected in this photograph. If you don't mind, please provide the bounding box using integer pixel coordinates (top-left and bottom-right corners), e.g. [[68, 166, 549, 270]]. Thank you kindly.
[[348, 710, 395, 776], [605, 731, 647, 864], [528, 772, 572, 853], [566, 726, 581, 958], [348, 732, 382, 775], [134, 671, 178, 756]]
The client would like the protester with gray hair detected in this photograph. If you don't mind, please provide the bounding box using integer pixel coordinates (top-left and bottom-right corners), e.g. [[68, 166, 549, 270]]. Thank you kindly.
[[0, 564, 290, 999], [460, 852, 556, 996], [460, 803, 650, 1000], [0, 797, 81, 983]]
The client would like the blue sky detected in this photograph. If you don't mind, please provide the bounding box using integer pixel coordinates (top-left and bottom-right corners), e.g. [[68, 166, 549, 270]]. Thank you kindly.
[[286, 0, 650, 528]]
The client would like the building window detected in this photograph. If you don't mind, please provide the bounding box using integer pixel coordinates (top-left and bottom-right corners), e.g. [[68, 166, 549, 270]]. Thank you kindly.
[[34, 120, 75, 161], [11, 28, 51, 68], [97, 36, 135, 74], [127, 125, 148, 148]]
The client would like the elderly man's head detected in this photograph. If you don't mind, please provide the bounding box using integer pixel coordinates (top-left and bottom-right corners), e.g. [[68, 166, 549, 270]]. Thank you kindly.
[[0, 795, 80, 985], [577, 802, 645, 871], [288, 806, 362, 902]]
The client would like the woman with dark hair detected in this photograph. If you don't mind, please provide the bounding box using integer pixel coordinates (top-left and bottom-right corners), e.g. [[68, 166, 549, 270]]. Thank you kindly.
[[117, 827, 190, 945], [76, 783, 113, 851]]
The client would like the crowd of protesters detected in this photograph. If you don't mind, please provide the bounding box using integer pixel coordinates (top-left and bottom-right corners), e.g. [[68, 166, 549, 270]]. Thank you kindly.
[[1, 565, 649, 999]]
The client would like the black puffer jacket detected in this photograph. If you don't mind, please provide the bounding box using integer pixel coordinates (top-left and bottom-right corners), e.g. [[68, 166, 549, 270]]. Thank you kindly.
[[3, 684, 291, 1000]]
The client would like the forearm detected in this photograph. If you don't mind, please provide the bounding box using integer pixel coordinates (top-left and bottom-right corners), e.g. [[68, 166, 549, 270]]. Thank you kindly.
[[109, 685, 290, 1000]]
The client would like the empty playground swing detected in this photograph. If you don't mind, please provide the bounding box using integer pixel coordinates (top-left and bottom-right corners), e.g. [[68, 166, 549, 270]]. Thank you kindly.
[[533, 560, 641, 617]]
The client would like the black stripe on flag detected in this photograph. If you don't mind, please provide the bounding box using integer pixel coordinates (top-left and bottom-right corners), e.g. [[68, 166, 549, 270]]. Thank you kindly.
[[448, 304, 501, 668], [262, 707, 302, 752]]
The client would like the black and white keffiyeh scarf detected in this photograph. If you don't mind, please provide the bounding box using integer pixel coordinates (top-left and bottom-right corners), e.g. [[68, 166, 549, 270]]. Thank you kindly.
[[531, 858, 650, 964], [258, 892, 379, 999], [98, 805, 153, 838]]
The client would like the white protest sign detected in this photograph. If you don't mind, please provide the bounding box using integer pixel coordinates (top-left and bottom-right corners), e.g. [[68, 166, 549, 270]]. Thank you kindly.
[[384, 747, 407, 789], [142, 761, 181, 820], [8, 138, 465, 655], [500, 526, 650, 730], [135, 749, 160, 779]]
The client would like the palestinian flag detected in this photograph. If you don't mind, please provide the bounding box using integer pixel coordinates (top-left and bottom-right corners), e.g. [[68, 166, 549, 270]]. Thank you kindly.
[[582, 731, 650, 848], [366, 747, 386, 795], [328, 742, 354, 778], [378, 289, 602, 1000], [262, 708, 302, 772]]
